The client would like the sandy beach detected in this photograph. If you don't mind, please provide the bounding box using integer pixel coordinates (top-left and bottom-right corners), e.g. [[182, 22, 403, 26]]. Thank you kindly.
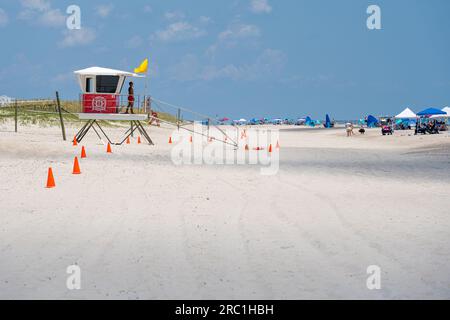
[[0, 121, 449, 299]]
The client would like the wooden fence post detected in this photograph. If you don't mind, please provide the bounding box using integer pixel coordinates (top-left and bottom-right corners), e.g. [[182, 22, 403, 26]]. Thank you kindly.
[[56, 91, 66, 141], [14, 99, 18, 133]]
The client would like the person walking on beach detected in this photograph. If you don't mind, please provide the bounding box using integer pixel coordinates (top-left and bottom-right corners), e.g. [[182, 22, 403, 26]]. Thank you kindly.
[[125, 81, 134, 114], [346, 122, 353, 137]]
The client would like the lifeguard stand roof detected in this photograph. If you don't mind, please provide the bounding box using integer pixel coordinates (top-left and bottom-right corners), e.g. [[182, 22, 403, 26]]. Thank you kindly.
[[74, 66, 144, 78]]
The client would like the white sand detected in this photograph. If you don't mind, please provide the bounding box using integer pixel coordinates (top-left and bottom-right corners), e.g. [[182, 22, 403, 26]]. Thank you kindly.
[[0, 121, 449, 299]]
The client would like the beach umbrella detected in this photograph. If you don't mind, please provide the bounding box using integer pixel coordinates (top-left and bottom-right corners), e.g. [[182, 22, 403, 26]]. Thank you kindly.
[[367, 115, 379, 127], [219, 117, 230, 122], [417, 108, 446, 116], [325, 114, 332, 128], [305, 116, 312, 125], [430, 107, 450, 119]]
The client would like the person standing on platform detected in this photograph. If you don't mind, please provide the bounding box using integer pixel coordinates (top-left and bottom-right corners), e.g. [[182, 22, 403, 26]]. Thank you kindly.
[[125, 81, 134, 114]]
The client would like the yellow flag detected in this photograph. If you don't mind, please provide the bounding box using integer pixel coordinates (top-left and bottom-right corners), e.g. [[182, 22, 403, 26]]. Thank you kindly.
[[134, 58, 148, 73]]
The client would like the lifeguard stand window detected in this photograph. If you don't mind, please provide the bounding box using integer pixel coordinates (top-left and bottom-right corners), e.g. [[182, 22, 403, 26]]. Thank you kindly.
[[85, 78, 93, 93], [96, 75, 120, 94]]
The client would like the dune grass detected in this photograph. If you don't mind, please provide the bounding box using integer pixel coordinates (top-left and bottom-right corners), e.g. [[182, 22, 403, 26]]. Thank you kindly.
[[0, 99, 179, 128]]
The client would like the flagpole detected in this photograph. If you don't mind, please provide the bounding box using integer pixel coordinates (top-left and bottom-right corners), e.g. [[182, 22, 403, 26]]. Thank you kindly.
[[136, 58, 149, 112], [144, 59, 148, 112], [145, 70, 148, 112], [145, 67, 150, 111]]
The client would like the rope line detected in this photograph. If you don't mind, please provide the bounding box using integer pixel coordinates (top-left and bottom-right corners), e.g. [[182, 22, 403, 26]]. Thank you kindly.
[[3, 96, 241, 147]]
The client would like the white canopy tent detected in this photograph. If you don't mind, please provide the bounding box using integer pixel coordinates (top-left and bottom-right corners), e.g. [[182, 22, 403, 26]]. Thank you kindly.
[[395, 107, 417, 119]]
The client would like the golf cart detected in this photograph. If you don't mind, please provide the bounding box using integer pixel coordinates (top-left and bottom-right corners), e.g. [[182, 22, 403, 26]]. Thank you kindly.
[[380, 117, 393, 135]]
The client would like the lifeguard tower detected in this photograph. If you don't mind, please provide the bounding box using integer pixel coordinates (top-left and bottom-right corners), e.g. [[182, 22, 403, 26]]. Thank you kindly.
[[73, 66, 153, 145]]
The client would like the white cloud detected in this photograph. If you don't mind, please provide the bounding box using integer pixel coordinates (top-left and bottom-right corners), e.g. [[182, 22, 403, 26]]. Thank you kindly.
[[20, 0, 51, 12], [126, 35, 143, 48], [18, 1, 97, 46], [18, 0, 65, 27], [204, 49, 285, 81], [207, 24, 261, 56], [38, 9, 65, 27], [250, 0, 272, 14], [168, 49, 286, 82], [0, 8, 9, 27], [96, 4, 114, 18], [218, 24, 260, 41], [199, 16, 212, 25], [164, 11, 185, 21], [60, 28, 96, 47], [153, 22, 206, 42], [153, 12, 208, 43]]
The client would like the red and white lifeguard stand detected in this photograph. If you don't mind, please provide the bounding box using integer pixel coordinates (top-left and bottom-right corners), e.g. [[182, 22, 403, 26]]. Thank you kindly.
[[73, 66, 153, 145]]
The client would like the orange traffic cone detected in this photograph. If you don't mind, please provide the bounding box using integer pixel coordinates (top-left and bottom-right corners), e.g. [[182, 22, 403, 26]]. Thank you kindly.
[[73, 136, 78, 146], [81, 146, 87, 158], [137, 136, 141, 144], [276, 141, 280, 149], [72, 157, 81, 174], [268, 144, 273, 153], [245, 144, 249, 151], [189, 136, 193, 143], [107, 143, 112, 153], [169, 136, 172, 144], [46, 167, 56, 188], [126, 137, 130, 144]]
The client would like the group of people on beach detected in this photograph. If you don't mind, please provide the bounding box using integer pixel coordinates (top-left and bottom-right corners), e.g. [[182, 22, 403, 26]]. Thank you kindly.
[[345, 122, 365, 137], [345, 123, 354, 137]]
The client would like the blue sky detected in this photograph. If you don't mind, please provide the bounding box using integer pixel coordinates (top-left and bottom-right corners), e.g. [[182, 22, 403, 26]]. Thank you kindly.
[[0, 0, 449, 119]]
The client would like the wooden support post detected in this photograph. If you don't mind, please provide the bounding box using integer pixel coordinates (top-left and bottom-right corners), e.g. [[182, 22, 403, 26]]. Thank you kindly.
[[131, 121, 134, 137], [177, 108, 181, 131], [14, 99, 18, 133], [56, 91, 66, 141]]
